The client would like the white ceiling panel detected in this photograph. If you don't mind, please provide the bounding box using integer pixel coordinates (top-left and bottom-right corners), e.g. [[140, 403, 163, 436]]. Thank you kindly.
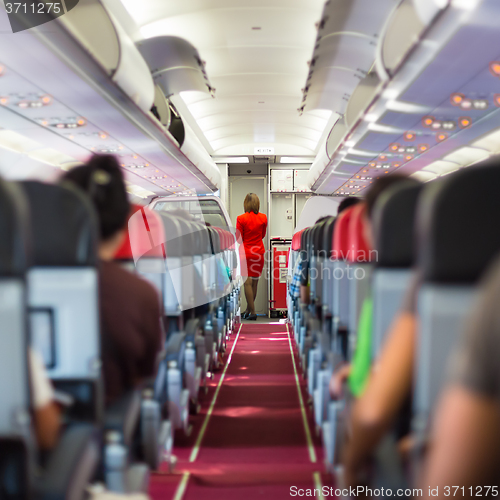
[[121, 0, 327, 155]]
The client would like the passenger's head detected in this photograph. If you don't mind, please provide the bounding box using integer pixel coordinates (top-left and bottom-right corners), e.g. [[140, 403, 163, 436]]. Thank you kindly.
[[243, 193, 260, 214], [337, 197, 361, 215], [362, 173, 411, 247], [315, 216, 331, 225], [365, 174, 409, 220], [61, 154, 130, 259]]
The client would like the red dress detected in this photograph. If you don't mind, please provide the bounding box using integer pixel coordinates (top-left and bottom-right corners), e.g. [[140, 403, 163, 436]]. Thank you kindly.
[[236, 211, 268, 277]]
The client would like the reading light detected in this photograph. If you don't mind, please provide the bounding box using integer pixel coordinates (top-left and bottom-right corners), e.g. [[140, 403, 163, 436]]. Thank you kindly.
[[422, 116, 435, 127], [451, 93, 464, 106], [458, 117, 472, 129], [473, 99, 488, 110], [460, 99, 472, 110], [489, 61, 500, 77]]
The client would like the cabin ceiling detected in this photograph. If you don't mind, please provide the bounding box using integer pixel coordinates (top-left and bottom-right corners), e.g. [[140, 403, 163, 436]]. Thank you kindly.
[[120, 0, 334, 157]]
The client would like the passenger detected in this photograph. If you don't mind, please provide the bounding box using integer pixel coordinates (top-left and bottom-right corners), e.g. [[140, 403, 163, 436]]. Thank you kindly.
[[337, 196, 361, 215], [236, 193, 267, 320], [421, 256, 500, 491], [329, 177, 410, 400], [62, 155, 164, 405], [340, 176, 421, 487], [289, 215, 335, 305]]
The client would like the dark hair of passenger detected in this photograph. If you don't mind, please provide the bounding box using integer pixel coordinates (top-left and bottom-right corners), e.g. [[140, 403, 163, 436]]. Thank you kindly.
[[61, 154, 130, 241], [365, 174, 409, 219], [315, 215, 331, 224], [337, 197, 361, 215], [243, 193, 260, 214]]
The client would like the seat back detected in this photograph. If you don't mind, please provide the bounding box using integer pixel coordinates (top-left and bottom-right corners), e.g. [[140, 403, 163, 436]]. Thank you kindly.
[[413, 160, 500, 432], [371, 182, 422, 356], [331, 206, 356, 327], [346, 203, 373, 358], [320, 218, 336, 310], [0, 180, 32, 498], [22, 181, 101, 422]]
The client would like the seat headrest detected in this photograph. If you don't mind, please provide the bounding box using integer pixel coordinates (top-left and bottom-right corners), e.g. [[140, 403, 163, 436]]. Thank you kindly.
[[22, 181, 98, 267], [291, 229, 304, 251], [373, 181, 422, 268], [300, 227, 310, 251], [116, 205, 165, 261], [157, 213, 188, 257], [332, 205, 356, 260], [322, 217, 336, 253], [115, 204, 143, 260], [417, 159, 500, 284], [312, 221, 327, 256], [0, 180, 30, 277]]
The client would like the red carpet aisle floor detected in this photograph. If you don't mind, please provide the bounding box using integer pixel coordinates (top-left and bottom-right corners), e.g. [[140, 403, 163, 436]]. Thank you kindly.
[[149, 322, 330, 499]]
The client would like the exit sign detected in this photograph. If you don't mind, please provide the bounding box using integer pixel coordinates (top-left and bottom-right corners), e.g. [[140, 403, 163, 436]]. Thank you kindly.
[[254, 147, 274, 155]]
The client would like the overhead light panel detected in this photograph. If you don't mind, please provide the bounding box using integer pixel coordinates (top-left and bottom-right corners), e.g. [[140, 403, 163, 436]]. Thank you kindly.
[[411, 171, 438, 182], [443, 147, 490, 166], [214, 157, 249, 164], [422, 160, 461, 175], [280, 157, 314, 164], [473, 128, 500, 153]]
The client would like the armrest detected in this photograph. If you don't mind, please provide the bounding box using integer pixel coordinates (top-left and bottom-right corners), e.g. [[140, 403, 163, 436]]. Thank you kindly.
[[37, 424, 99, 500], [104, 390, 141, 447]]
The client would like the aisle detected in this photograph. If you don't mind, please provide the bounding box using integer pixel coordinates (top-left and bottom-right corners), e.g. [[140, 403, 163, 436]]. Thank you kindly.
[[150, 321, 328, 500]]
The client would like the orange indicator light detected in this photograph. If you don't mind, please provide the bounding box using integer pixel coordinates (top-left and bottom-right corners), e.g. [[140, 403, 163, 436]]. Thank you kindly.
[[389, 143, 400, 151], [422, 116, 434, 127], [436, 132, 448, 142], [458, 117, 472, 129], [404, 132, 416, 141], [489, 61, 500, 77], [450, 93, 464, 106]]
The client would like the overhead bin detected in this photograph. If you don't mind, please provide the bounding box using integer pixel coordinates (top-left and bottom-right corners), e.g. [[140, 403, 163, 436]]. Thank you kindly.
[[300, 0, 399, 114], [58, 0, 154, 113], [136, 36, 214, 98], [308, 0, 500, 195], [137, 36, 221, 191], [0, 1, 219, 194]]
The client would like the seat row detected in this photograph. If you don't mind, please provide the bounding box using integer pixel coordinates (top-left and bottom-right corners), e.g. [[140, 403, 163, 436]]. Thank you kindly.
[[288, 160, 500, 486], [0, 180, 240, 499]]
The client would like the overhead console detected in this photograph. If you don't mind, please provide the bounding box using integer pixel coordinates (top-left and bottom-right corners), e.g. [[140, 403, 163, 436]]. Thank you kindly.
[[0, 0, 219, 195], [308, 0, 500, 195]]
